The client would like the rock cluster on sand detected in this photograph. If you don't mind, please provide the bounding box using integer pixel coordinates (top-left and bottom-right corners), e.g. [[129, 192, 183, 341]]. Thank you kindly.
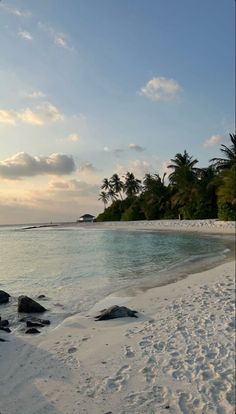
[[95, 305, 138, 320], [1, 292, 50, 338]]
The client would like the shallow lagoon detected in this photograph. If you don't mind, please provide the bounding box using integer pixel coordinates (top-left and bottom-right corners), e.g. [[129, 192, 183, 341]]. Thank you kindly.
[[0, 224, 233, 325]]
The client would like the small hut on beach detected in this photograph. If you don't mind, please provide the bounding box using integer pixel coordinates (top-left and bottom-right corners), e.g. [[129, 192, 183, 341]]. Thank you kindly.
[[78, 214, 95, 223]]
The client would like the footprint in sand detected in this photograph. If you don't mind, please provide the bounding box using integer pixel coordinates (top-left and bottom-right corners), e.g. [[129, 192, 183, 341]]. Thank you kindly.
[[124, 345, 135, 358], [68, 346, 77, 354], [106, 365, 131, 391]]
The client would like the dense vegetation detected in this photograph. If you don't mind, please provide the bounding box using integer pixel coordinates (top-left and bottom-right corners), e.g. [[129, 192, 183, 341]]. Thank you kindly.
[[96, 134, 236, 222]]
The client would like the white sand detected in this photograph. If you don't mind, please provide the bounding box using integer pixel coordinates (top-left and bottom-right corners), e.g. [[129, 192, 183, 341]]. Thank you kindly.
[[83, 219, 236, 234], [0, 221, 235, 414]]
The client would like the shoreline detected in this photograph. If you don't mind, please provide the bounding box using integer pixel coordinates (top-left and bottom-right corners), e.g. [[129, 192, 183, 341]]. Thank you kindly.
[[0, 263, 235, 412], [0, 222, 235, 413], [88, 219, 236, 235], [3, 218, 235, 235]]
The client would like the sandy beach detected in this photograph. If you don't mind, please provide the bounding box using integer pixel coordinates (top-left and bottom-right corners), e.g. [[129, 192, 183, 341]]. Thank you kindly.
[[0, 220, 235, 414]]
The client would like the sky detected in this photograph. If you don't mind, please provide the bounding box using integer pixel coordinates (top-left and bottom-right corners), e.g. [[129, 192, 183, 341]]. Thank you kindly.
[[0, 0, 234, 224]]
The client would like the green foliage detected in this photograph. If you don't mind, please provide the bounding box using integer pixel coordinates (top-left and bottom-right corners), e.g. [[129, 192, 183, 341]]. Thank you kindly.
[[97, 138, 236, 222], [210, 133, 236, 171], [121, 199, 145, 221], [217, 166, 236, 220], [217, 202, 236, 221]]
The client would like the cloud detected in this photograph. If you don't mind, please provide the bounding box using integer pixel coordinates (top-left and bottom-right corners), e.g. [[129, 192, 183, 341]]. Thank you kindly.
[[203, 134, 223, 148], [49, 179, 98, 196], [0, 110, 18, 125], [0, 152, 76, 179], [25, 91, 46, 99], [18, 31, 33, 41], [113, 149, 124, 156], [0, 102, 64, 125], [103, 147, 124, 156], [67, 133, 80, 142], [139, 77, 182, 101], [78, 163, 97, 174], [54, 34, 68, 49], [0, 3, 32, 17], [128, 143, 145, 152], [116, 160, 152, 179], [159, 160, 171, 178], [38, 22, 71, 50]]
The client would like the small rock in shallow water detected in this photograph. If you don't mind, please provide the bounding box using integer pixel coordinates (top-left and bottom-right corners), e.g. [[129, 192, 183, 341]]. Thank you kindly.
[[18, 296, 47, 313], [19, 316, 50, 325], [0, 319, 9, 327], [0, 326, 11, 333], [0, 290, 10, 304], [26, 321, 45, 328], [95, 305, 138, 321], [25, 328, 40, 334]]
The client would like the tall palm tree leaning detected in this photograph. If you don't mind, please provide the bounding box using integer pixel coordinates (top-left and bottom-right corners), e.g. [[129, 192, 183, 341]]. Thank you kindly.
[[110, 173, 124, 200], [98, 191, 109, 211], [210, 133, 236, 170], [124, 172, 142, 198]]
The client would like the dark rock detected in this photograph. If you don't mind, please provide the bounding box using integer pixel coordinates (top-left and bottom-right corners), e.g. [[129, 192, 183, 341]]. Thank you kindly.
[[25, 328, 40, 334], [0, 337, 7, 342], [37, 294, 46, 299], [26, 321, 44, 328], [0, 319, 9, 327], [19, 316, 50, 325], [0, 326, 11, 333], [0, 290, 10, 304], [95, 305, 138, 321], [18, 296, 47, 313]]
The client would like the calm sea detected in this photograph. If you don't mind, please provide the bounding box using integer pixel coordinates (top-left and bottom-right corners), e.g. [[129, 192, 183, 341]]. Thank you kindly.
[[0, 223, 233, 328]]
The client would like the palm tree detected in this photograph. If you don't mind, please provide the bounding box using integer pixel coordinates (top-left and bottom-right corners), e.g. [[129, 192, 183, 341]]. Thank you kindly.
[[210, 133, 236, 170], [98, 191, 109, 211], [217, 165, 236, 220], [142, 173, 168, 219], [110, 173, 124, 200], [168, 150, 199, 184], [124, 172, 142, 198], [107, 188, 118, 203], [167, 150, 199, 218], [101, 178, 112, 191]]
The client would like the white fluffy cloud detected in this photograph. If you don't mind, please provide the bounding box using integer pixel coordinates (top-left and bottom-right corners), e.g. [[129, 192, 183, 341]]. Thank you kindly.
[[0, 152, 76, 179], [18, 31, 33, 41], [203, 135, 223, 148], [0, 102, 64, 125], [139, 77, 182, 101], [116, 160, 152, 179], [78, 163, 97, 174]]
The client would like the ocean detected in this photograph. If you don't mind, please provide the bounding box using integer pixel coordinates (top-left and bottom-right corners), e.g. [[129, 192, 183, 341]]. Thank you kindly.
[[0, 223, 233, 330]]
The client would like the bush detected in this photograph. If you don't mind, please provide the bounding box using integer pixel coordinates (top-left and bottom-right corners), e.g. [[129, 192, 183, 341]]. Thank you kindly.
[[217, 201, 236, 221]]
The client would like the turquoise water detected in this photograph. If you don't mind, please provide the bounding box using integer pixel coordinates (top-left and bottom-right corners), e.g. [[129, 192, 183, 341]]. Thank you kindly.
[[0, 224, 232, 323]]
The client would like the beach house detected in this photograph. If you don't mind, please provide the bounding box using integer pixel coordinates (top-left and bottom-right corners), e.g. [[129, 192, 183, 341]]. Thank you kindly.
[[78, 214, 95, 223]]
